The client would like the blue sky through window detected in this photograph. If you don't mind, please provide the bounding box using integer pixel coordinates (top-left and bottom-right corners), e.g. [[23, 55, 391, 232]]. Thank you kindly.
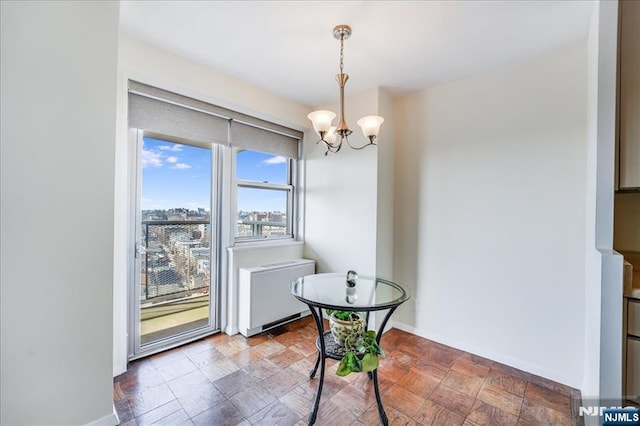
[[236, 150, 287, 184], [141, 137, 287, 212]]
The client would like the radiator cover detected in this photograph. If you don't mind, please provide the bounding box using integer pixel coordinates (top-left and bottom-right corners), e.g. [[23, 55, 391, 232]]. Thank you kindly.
[[238, 259, 315, 337]]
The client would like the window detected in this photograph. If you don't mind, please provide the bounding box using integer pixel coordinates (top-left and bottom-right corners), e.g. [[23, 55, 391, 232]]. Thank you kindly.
[[128, 80, 302, 245], [235, 149, 295, 241]]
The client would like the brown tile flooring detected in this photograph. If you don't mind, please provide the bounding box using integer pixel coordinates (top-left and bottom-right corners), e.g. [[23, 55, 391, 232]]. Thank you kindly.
[[114, 316, 583, 425]]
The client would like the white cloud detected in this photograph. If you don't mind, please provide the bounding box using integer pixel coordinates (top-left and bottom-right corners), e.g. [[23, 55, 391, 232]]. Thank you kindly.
[[172, 163, 191, 170], [263, 155, 287, 165], [159, 144, 183, 152], [142, 149, 163, 168], [166, 156, 178, 163]]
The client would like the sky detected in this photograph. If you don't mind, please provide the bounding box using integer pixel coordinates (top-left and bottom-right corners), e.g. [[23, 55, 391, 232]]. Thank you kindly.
[[141, 137, 288, 213]]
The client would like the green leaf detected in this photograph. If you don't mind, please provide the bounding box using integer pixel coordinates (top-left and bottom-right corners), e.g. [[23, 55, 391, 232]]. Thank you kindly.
[[361, 353, 379, 372], [369, 340, 385, 357], [345, 351, 362, 372], [333, 327, 387, 377], [329, 310, 360, 321], [336, 357, 351, 376]]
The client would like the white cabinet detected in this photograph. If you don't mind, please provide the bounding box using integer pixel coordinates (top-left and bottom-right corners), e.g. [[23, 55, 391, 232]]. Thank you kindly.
[[627, 337, 640, 402], [618, 0, 640, 190], [630, 300, 640, 337], [626, 299, 640, 402]]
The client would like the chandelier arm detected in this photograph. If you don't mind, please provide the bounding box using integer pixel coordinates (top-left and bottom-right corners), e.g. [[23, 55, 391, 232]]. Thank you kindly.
[[345, 135, 377, 150], [318, 137, 343, 155]]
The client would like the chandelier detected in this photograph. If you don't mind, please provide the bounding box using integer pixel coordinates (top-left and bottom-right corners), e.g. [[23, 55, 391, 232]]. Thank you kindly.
[[307, 25, 384, 155]]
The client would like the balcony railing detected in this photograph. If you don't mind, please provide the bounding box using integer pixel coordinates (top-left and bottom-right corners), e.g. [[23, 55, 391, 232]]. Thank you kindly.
[[141, 220, 210, 302], [236, 219, 288, 238], [141, 219, 287, 301]]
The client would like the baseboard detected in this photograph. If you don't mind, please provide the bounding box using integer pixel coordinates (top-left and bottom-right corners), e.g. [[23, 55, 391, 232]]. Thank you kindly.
[[114, 361, 127, 378], [84, 404, 119, 426], [392, 320, 579, 389], [225, 324, 239, 335]]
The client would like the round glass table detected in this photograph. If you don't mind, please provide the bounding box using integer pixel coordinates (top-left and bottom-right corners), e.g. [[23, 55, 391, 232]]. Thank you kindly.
[[291, 272, 410, 425]]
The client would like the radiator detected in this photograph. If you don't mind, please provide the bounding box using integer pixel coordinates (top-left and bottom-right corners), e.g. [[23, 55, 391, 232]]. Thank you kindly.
[[238, 259, 315, 337]]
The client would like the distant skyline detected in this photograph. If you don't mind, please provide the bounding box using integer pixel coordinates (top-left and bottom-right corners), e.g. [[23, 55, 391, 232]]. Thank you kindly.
[[141, 137, 287, 212]]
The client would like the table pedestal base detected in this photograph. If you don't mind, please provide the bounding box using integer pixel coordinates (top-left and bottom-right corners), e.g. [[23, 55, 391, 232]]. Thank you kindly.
[[305, 305, 397, 426]]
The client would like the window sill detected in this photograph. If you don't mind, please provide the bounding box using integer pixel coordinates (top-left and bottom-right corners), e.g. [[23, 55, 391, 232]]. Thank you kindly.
[[227, 240, 303, 252]]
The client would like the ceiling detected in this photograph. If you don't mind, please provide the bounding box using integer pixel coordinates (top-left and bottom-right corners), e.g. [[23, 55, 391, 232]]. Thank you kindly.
[[119, 1, 594, 108]]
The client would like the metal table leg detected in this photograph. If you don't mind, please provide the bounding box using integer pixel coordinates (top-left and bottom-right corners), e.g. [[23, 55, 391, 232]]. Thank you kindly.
[[307, 305, 325, 425], [371, 306, 398, 426], [372, 369, 388, 425], [309, 352, 320, 379]]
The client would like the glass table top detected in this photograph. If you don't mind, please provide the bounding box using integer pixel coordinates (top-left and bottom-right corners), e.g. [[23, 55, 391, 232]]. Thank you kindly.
[[291, 273, 410, 311]]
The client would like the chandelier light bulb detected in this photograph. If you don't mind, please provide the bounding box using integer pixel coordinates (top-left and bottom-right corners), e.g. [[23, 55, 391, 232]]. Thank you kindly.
[[325, 127, 337, 145], [307, 110, 336, 136], [357, 115, 384, 141]]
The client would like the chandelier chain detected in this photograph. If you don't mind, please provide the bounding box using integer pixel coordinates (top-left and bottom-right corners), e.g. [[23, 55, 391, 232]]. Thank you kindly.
[[339, 33, 345, 74]]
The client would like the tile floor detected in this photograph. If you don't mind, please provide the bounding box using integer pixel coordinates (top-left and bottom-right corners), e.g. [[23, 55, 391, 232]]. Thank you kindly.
[[114, 316, 583, 425]]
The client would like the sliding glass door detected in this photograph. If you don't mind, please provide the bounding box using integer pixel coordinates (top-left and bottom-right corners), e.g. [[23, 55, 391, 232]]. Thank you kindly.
[[129, 132, 219, 358]]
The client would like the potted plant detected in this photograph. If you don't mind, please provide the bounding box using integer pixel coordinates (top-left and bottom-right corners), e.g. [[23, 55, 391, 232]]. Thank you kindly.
[[325, 309, 386, 376], [326, 310, 364, 346]]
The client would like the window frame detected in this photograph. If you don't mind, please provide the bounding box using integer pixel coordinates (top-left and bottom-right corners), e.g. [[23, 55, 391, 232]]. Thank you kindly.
[[233, 148, 297, 243]]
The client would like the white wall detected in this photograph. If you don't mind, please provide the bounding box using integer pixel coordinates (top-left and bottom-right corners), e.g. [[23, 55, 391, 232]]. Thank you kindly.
[[582, 1, 605, 405], [392, 43, 589, 388], [583, 0, 623, 412], [117, 34, 309, 130], [1, 2, 119, 425], [304, 87, 385, 276], [114, 34, 312, 373], [376, 89, 396, 281]]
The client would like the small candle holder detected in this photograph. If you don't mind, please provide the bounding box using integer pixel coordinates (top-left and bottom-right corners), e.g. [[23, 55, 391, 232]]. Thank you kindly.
[[346, 270, 358, 287], [345, 286, 357, 304]]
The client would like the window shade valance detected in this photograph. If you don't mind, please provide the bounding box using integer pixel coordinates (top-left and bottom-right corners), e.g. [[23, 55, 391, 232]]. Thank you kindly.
[[128, 80, 302, 159], [230, 121, 298, 159], [128, 93, 229, 146]]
